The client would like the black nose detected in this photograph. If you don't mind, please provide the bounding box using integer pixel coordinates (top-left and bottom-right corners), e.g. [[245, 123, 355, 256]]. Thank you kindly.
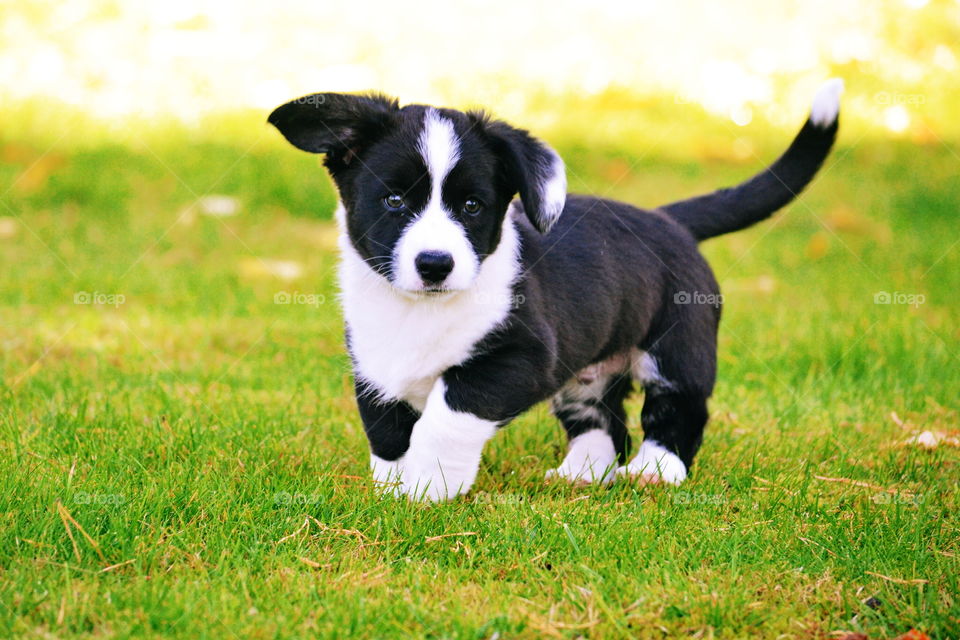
[[414, 251, 455, 284]]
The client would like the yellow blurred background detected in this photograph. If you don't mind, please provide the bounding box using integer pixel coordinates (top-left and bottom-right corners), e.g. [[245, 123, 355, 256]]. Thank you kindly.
[[2, 0, 957, 138]]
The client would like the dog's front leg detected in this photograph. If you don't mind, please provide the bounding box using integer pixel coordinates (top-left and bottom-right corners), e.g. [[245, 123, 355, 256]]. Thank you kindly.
[[393, 379, 498, 501], [354, 380, 420, 491], [361, 345, 547, 501], [392, 345, 551, 501]]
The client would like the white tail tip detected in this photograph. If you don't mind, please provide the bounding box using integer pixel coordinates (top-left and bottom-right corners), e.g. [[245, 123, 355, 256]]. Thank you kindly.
[[810, 78, 844, 128]]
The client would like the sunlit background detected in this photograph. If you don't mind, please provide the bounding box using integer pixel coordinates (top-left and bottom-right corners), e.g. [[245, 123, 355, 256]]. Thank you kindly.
[[2, 0, 958, 136]]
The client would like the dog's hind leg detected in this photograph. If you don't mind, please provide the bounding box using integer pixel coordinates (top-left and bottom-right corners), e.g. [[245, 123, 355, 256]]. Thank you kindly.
[[547, 364, 633, 485], [618, 320, 717, 485]]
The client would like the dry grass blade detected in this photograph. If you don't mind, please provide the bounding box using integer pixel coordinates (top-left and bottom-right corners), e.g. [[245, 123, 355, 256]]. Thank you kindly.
[[55, 500, 107, 563], [56, 500, 82, 562], [798, 536, 838, 557], [425, 532, 477, 543], [276, 517, 310, 545], [100, 559, 135, 573], [753, 475, 798, 496], [308, 516, 367, 540], [813, 475, 911, 496], [298, 556, 330, 569], [865, 571, 928, 585]]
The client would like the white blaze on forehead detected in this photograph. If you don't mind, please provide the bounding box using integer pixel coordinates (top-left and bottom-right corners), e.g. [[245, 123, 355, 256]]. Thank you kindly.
[[418, 108, 461, 196], [393, 109, 478, 291]]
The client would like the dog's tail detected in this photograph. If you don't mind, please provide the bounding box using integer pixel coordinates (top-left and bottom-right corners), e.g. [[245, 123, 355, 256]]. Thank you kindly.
[[660, 79, 843, 241]]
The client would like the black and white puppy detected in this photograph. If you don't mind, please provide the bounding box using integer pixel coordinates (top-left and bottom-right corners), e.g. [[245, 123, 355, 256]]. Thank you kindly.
[[268, 79, 843, 501]]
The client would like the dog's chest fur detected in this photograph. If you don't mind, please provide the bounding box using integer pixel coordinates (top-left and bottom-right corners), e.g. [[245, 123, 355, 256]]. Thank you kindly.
[[337, 206, 521, 412]]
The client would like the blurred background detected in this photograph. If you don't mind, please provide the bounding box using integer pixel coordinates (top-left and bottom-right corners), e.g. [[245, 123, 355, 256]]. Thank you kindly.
[[2, 0, 957, 132]]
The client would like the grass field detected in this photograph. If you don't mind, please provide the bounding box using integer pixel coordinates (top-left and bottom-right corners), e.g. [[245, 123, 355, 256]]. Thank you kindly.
[[1, 96, 958, 639]]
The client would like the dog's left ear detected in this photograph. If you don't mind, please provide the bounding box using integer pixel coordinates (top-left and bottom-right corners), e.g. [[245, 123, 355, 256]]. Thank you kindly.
[[268, 92, 399, 170], [476, 116, 567, 233]]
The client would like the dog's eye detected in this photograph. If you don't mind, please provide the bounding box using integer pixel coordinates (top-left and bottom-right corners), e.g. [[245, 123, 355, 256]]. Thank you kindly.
[[462, 198, 482, 216], [383, 194, 406, 212]]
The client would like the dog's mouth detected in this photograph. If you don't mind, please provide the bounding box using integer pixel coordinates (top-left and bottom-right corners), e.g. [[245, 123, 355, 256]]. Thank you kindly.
[[415, 286, 456, 297], [392, 283, 462, 300], [422, 285, 451, 294]]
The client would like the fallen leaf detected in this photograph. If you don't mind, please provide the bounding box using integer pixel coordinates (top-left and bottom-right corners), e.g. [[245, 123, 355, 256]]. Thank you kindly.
[[199, 195, 240, 217], [298, 556, 328, 569], [601, 158, 631, 183], [904, 430, 960, 449], [238, 258, 303, 281], [309, 223, 340, 251], [755, 275, 776, 294], [1, 142, 36, 163], [0, 217, 17, 239], [12, 153, 66, 194], [806, 231, 830, 259], [823, 205, 892, 243]]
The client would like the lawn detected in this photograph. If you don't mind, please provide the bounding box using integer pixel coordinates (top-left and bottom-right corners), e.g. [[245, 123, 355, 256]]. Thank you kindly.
[[0, 96, 958, 639]]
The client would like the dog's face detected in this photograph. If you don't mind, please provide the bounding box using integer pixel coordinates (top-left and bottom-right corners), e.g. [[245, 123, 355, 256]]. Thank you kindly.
[[269, 93, 566, 294]]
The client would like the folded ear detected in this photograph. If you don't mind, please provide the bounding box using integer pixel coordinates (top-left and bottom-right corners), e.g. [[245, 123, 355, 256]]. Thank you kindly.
[[477, 117, 567, 233], [268, 92, 399, 165]]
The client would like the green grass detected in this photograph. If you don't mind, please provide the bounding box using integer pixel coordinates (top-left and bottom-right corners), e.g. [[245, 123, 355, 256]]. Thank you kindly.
[[0, 98, 958, 639]]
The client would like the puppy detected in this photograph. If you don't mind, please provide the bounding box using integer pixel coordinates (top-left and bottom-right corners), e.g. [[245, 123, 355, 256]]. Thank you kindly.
[[268, 79, 843, 501]]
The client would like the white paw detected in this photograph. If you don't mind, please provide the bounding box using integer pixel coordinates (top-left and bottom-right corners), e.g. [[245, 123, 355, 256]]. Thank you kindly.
[[616, 440, 687, 485], [371, 454, 467, 501], [546, 429, 617, 485], [400, 457, 471, 501], [371, 454, 402, 485]]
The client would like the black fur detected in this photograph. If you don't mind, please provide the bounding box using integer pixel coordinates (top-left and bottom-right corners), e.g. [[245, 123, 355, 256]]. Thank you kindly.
[[441, 197, 720, 464], [662, 117, 839, 240], [354, 381, 419, 461]]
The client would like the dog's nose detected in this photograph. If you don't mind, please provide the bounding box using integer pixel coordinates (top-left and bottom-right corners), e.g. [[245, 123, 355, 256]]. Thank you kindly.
[[414, 250, 455, 284]]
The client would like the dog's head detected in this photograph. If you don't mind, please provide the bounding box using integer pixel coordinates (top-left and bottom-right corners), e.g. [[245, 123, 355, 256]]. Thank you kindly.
[[268, 93, 566, 294]]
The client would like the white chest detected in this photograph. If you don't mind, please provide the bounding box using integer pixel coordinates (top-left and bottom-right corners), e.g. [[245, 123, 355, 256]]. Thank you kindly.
[[336, 209, 521, 411]]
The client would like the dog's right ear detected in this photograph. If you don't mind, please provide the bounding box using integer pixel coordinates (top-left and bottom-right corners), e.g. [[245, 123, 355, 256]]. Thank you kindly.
[[268, 92, 399, 165], [470, 113, 567, 234]]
